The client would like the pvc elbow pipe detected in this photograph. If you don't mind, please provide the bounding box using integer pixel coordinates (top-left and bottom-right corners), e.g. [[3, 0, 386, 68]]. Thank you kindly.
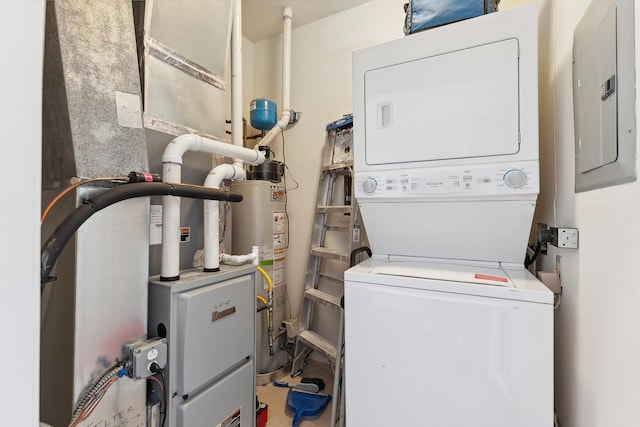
[[160, 132, 263, 278], [257, 110, 291, 147], [197, 136, 265, 165], [162, 134, 202, 166], [221, 252, 258, 264], [203, 163, 246, 271], [163, 134, 265, 169]]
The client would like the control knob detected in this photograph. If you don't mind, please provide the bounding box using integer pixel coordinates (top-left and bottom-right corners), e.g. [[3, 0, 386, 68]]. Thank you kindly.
[[362, 178, 377, 193], [503, 169, 527, 189]]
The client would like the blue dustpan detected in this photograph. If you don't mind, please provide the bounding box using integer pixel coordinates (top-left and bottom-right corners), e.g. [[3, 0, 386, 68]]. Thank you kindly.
[[286, 389, 332, 427]]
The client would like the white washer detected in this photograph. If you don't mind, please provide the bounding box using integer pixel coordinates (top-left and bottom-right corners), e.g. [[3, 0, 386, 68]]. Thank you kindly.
[[345, 257, 553, 426]]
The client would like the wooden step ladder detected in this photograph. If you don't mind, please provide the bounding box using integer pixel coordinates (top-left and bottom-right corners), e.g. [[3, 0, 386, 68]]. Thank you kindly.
[[291, 116, 368, 427]]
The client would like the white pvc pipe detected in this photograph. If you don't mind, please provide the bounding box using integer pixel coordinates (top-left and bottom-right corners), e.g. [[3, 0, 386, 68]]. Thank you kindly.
[[258, 6, 293, 147], [161, 161, 183, 279], [221, 252, 258, 264], [203, 163, 245, 271], [231, 0, 243, 152], [160, 134, 264, 280], [200, 0, 254, 272], [162, 133, 264, 166], [251, 245, 260, 265], [281, 6, 292, 114]]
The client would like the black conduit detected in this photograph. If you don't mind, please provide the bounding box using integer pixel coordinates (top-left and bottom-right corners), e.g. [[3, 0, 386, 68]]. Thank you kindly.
[[41, 182, 243, 285]]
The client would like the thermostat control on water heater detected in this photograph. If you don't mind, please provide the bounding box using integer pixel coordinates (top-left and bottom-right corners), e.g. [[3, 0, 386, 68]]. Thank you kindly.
[[355, 161, 539, 198]]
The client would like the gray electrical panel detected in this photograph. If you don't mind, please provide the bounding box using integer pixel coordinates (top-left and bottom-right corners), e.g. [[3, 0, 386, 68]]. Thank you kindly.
[[573, 0, 636, 192]]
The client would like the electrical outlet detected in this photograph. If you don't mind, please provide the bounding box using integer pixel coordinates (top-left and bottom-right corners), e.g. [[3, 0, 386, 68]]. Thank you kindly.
[[556, 228, 578, 248], [122, 337, 167, 380], [549, 227, 579, 249]]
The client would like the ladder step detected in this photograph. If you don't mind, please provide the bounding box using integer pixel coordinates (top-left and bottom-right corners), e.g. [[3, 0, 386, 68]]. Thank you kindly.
[[305, 288, 342, 310], [321, 161, 352, 172], [316, 205, 352, 214], [325, 225, 350, 232], [298, 330, 338, 361], [317, 272, 344, 284], [311, 246, 350, 261]]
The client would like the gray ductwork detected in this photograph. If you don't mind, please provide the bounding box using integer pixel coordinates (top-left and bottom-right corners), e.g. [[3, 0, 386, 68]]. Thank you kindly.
[[40, 1, 149, 426]]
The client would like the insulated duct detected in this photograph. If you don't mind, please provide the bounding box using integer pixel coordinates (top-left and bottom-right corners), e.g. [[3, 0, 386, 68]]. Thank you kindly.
[[41, 182, 243, 284]]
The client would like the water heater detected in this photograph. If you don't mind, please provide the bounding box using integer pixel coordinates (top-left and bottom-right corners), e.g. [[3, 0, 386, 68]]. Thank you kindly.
[[232, 179, 289, 383]]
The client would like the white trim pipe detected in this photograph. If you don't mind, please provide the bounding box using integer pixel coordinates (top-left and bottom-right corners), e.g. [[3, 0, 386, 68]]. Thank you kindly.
[[203, 163, 245, 271], [231, 0, 243, 151], [221, 252, 258, 264], [258, 6, 293, 147], [160, 161, 183, 280], [252, 245, 259, 265], [220, 245, 259, 266], [160, 134, 264, 280], [162, 133, 264, 166]]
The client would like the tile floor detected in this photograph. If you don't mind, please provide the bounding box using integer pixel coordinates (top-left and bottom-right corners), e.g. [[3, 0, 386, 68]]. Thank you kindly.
[[256, 360, 335, 427]]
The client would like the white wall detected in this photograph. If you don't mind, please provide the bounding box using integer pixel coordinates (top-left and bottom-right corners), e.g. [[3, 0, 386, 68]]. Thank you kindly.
[[550, 1, 640, 425], [0, 0, 45, 425], [249, 0, 407, 318]]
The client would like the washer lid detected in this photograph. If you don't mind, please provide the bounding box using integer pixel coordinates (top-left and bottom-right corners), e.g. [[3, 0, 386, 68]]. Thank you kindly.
[[345, 257, 554, 304], [371, 261, 514, 288]]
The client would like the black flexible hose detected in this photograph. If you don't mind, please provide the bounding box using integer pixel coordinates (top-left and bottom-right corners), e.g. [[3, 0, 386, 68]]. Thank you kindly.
[[41, 182, 243, 285], [524, 241, 541, 268]]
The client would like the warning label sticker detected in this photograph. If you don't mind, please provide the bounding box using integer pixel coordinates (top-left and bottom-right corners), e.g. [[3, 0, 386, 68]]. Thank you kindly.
[[271, 210, 286, 288], [216, 407, 240, 427], [180, 227, 191, 243], [474, 273, 508, 283], [271, 186, 285, 202]]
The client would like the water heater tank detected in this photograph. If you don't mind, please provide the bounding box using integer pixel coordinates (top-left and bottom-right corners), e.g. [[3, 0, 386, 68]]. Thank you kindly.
[[232, 180, 289, 382]]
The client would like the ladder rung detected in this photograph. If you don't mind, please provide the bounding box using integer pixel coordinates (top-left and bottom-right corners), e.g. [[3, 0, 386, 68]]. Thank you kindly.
[[321, 161, 352, 172], [298, 330, 338, 361], [325, 225, 350, 232], [310, 247, 350, 261], [316, 205, 352, 214], [305, 288, 342, 310], [317, 272, 344, 284]]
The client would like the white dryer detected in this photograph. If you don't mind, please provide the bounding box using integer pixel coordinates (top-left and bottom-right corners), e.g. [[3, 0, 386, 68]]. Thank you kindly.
[[346, 4, 553, 426]]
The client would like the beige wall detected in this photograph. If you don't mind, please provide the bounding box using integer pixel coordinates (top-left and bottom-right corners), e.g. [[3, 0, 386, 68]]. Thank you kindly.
[[248, 0, 408, 318]]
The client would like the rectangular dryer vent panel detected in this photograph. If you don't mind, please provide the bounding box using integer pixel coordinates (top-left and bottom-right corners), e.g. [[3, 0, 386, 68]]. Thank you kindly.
[[573, 0, 636, 192]]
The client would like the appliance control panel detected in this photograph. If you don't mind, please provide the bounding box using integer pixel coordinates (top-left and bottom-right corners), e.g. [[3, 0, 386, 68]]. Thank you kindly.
[[355, 162, 538, 198]]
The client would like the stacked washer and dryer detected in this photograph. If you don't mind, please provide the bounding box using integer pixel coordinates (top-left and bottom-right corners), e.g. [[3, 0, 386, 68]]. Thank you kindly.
[[345, 4, 553, 426]]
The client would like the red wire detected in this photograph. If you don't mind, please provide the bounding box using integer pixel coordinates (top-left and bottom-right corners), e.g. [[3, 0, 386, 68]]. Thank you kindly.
[[148, 375, 166, 412]]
